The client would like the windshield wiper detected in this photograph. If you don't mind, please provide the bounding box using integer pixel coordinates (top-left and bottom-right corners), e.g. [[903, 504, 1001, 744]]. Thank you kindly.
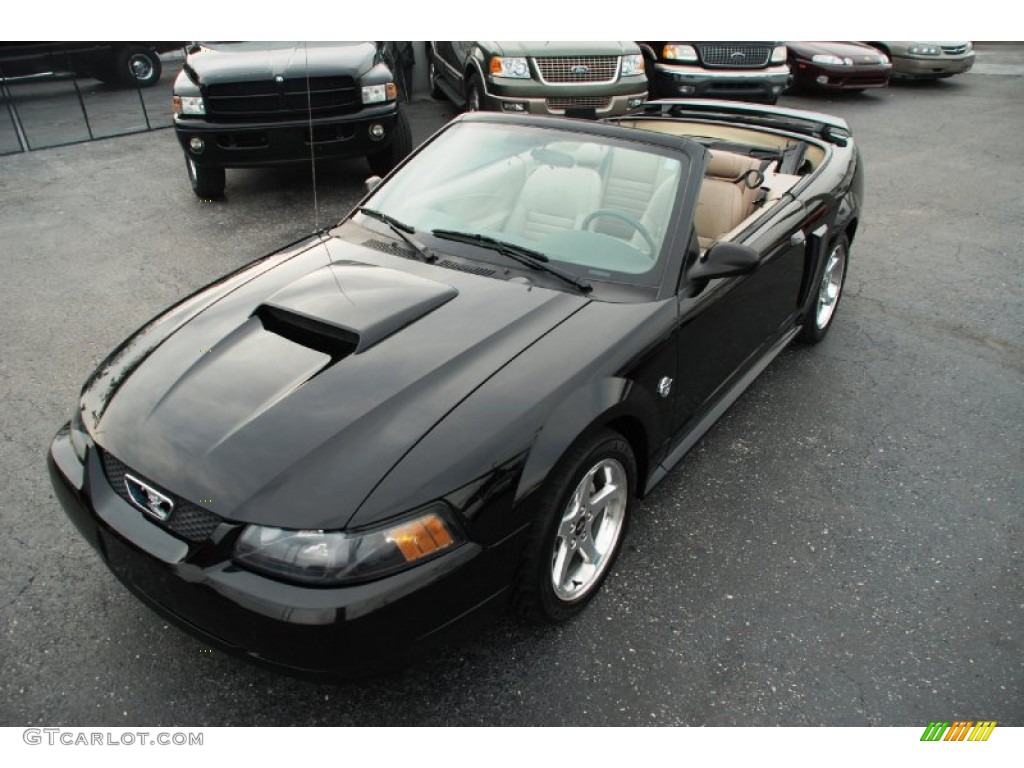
[[356, 207, 436, 263], [431, 229, 592, 294]]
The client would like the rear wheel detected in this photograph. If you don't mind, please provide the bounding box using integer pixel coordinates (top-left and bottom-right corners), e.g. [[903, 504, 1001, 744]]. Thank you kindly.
[[515, 429, 635, 623], [114, 45, 161, 88], [367, 110, 412, 176], [799, 234, 849, 343], [185, 154, 225, 199], [427, 49, 445, 100]]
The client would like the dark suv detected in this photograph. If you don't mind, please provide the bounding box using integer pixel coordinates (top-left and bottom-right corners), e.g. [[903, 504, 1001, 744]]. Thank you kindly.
[[173, 42, 411, 198], [640, 42, 790, 104]]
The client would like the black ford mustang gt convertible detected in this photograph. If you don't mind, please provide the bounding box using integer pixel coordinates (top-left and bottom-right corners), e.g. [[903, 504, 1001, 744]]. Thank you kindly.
[[49, 101, 862, 678]]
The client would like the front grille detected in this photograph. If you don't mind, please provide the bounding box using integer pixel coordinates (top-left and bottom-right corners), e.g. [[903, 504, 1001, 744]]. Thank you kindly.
[[941, 44, 969, 55], [545, 95, 613, 112], [534, 56, 619, 84], [696, 44, 772, 69], [204, 76, 359, 122], [100, 451, 222, 543]]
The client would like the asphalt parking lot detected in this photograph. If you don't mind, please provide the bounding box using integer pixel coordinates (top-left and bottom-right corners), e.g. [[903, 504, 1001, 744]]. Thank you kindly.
[[1, 45, 1021, 727]]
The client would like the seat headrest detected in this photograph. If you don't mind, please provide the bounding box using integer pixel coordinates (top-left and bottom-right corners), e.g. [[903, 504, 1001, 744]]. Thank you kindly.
[[706, 150, 757, 179]]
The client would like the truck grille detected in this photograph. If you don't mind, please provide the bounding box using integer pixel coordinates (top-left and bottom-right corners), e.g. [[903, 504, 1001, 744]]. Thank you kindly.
[[941, 44, 969, 56], [696, 44, 772, 69], [545, 96, 613, 112], [101, 451, 223, 543], [534, 56, 619, 84], [204, 76, 360, 122]]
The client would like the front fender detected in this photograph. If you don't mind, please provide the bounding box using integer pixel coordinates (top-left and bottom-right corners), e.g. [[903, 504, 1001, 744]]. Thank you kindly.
[[351, 299, 677, 540]]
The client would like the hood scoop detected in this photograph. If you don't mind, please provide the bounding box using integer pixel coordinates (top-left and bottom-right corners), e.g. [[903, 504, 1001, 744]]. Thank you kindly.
[[257, 261, 458, 354]]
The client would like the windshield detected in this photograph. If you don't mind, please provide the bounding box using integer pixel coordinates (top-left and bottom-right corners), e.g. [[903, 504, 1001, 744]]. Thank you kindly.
[[361, 121, 689, 289]]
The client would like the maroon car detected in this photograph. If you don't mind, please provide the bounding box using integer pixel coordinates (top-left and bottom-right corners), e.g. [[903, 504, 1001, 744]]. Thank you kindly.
[[787, 41, 891, 92]]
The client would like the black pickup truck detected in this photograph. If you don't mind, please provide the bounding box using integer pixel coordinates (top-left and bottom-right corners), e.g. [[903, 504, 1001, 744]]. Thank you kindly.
[[172, 42, 411, 198]]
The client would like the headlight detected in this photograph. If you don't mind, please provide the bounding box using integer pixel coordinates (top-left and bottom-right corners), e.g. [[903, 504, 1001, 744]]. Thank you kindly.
[[663, 44, 698, 62], [361, 83, 397, 104], [69, 405, 88, 462], [964, 42, 974, 53], [621, 54, 645, 76], [907, 44, 941, 56], [233, 503, 463, 585], [875, 53, 890, 65], [771, 45, 787, 63], [172, 95, 205, 116], [490, 56, 530, 78], [812, 54, 852, 66]]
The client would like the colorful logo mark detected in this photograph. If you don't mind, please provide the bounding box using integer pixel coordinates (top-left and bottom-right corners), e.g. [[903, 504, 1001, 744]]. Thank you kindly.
[[920, 721, 997, 742]]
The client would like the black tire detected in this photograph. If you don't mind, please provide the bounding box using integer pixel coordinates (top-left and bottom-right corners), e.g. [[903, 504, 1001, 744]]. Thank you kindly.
[[366, 109, 413, 176], [514, 429, 636, 623], [799, 234, 850, 344], [114, 45, 162, 88], [185, 154, 225, 199], [427, 48, 445, 100], [465, 73, 484, 112]]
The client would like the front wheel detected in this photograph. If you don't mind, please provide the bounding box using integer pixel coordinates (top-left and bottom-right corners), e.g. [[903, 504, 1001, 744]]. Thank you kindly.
[[799, 234, 849, 343], [185, 154, 225, 199], [515, 429, 635, 623], [465, 73, 484, 112], [366, 110, 412, 176]]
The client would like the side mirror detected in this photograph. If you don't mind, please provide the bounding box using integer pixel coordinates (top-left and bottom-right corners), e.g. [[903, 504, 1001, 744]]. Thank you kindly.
[[364, 175, 383, 194], [686, 241, 760, 282]]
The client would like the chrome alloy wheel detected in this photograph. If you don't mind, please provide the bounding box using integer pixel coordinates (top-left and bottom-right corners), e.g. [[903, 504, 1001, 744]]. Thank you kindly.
[[815, 239, 848, 330], [551, 458, 628, 602], [128, 53, 154, 82]]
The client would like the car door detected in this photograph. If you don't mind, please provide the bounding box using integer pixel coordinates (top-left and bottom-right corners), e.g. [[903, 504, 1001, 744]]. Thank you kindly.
[[670, 199, 810, 434]]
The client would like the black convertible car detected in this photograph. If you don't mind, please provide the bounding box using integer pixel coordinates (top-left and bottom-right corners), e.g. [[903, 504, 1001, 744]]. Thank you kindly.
[[49, 101, 862, 677]]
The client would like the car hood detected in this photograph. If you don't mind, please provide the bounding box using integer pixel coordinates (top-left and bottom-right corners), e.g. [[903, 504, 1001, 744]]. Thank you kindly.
[[84, 236, 588, 530], [487, 41, 639, 57], [185, 41, 377, 86], [788, 41, 882, 60]]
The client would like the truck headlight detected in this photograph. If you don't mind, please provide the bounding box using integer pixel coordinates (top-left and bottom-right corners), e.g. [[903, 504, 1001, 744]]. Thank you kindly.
[[172, 95, 205, 116], [621, 54, 645, 76], [771, 45, 787, 63], [361, 83, 397, 104], [490, 56, 530, 78], [233, 504, 463, 585], [662, 44, 698, 63]]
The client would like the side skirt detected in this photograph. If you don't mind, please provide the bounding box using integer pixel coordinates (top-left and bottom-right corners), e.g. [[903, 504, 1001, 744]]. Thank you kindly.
[[643, 325, 801, 495]]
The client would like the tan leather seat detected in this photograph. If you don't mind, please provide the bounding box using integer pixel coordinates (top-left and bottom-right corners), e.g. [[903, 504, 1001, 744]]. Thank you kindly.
[[505, 166, 602, 241], [597, 149, 676, 240], [695, 150, 764, 249]]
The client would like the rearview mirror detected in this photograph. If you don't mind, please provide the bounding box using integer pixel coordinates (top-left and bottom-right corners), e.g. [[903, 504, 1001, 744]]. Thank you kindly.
[[687, 242, 760, 281], [364, 175, 383, 194]]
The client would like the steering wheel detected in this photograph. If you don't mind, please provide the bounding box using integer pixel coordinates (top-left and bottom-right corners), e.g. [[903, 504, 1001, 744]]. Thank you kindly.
[[581, 209, 657, 259]]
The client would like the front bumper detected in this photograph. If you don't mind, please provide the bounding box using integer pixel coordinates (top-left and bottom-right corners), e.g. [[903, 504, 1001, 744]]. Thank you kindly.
[[173, 103, 399, 169], [483, 75, 648, 116], [47, 425, 522, 678], [793, 62, 892, 90], [891, 54, 975, 78], [650, 62, 791, 102]]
